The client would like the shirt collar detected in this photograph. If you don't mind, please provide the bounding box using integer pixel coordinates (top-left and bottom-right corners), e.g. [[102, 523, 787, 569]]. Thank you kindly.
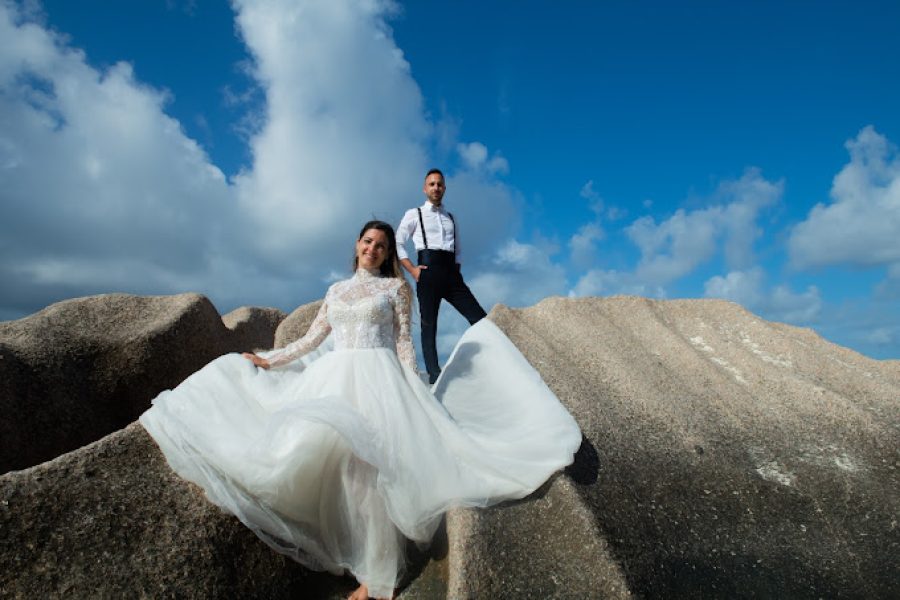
[[421, 201, 444, 213]]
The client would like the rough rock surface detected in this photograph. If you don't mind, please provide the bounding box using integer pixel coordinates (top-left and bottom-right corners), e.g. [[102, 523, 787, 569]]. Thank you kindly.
[[222, 306, 287, 353], [2, 295, 898, 598], [457, 296, 899, 599], [274, 299, 323, 349], [0, 294, 284, 473], [0, 421, 449, 598], [0, 423, 355, 599]]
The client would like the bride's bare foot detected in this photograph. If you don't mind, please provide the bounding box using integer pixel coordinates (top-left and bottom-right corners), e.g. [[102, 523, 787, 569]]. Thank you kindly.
[[347, 584, 369, 600], [347, 583, 393, 600]]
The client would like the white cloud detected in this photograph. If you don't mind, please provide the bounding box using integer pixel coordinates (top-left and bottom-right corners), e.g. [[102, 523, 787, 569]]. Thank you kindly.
[[807, 297, 900, 360], [703, 267, 822, 324], [703, 268, 765, 307], [568, 223, 604, 269], [0, 0, 521, 320], [456, 141, 509, 174], [605, 205, 627, 221], [628, 208, 719, 284], [231, 0, 519, 298], [579, 179, 599, 200], [627, 168, 782, 285], [579, 179, 602, 211], [231, 0, 430, 262], [0, 2, 234, 316], [579, 179, 623, 219], [433, 106, 461, 158], [767, 284, 822, 323], [469, 239, 568, 311], [488, 155, 509, 174], [565, 171, 782, 299], [570, 180, 624, 269], [717, 171, 784, 269], [457, 141, 487, 169], [570, 269, 665, 298], [864, 327, 895, 346], [875, 264, 900, 300], [789, 126, 900, 269]]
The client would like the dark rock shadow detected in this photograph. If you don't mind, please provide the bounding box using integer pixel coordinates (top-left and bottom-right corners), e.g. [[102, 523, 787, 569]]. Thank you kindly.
[[565, 434, 600, 485], [396, 515, 449, 595]]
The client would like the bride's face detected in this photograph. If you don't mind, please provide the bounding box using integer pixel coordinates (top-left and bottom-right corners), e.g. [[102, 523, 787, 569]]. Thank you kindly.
[[356, 228, 389, 270]]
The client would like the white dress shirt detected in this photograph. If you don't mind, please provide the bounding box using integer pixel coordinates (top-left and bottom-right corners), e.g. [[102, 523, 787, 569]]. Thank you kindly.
[[396, 202, 462, 264]]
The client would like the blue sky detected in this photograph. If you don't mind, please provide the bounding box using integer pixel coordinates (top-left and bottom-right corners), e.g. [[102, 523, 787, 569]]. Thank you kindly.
[[1, 0, 899, 359]]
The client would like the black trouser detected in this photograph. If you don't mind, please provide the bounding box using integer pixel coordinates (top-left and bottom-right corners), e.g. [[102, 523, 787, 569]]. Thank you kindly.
[[416, 256, 486, 383]]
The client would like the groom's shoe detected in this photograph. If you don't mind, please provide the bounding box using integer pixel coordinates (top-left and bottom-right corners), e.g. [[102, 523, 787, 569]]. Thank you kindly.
[[428, 370, 441, 385]]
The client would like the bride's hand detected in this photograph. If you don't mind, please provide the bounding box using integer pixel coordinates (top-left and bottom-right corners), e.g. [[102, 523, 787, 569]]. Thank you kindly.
[[242, 352, 271, 370]]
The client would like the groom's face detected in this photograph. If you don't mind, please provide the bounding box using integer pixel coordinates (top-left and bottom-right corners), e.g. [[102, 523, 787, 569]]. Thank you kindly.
[[423, 173, 446, 205]]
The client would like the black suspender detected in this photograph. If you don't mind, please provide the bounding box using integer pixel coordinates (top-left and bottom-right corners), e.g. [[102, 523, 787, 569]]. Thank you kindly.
[[448, 212, 456, 257], [417, 208, 456, 256], [417, 207, 428, 249]]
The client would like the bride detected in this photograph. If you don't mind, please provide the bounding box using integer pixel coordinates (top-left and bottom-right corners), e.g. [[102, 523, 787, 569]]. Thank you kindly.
[[140, 220, 581, 599]]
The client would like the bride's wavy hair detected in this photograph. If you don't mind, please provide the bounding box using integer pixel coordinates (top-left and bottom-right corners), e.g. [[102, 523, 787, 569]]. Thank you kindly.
[[354, 220, 403, 279]]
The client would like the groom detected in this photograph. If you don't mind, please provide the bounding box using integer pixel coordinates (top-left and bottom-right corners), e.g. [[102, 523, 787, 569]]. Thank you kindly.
[[397, 168, 487, 384]]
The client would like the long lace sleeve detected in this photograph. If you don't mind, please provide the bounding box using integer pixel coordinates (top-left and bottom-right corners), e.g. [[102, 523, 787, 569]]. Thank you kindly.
[[392, 280, 418, 373], [267, 298, 332, 368]]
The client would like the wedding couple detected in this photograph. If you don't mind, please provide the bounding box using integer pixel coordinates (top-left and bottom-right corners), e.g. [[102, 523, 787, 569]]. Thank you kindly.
[[140, 169, 581, 600]]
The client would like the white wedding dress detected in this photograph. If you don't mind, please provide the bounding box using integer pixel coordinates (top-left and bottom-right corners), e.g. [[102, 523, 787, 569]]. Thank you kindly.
[[140, 269, 581, 597]]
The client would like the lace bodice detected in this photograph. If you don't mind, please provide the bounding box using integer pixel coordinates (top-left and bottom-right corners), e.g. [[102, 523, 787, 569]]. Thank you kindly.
[[267, 269, 417, 372]]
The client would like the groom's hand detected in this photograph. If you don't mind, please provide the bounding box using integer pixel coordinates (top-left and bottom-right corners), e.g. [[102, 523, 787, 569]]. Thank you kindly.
[[414, 265, 428, 282]]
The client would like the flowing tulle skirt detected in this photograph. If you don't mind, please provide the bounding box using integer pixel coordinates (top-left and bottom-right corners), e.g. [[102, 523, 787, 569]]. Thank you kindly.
[[139, 319, 581, 597]]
